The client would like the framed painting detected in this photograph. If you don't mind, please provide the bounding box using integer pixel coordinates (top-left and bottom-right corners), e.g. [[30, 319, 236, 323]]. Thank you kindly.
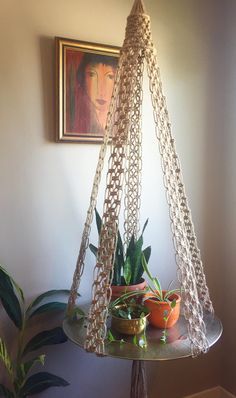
[[55, 37, 120, 143]]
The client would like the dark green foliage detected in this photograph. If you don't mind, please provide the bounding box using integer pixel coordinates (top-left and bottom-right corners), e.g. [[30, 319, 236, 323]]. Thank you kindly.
[[18, 372, 69, 397], [0, 267, 23, 329], [23, 327, 67, 356], [89, 209, 151, 286], [26, 289, 71, 316], [0, 385, 14, 398], [0, 265, 69, 397], [111, 302, 149, 320], [28, 302, 67, 319]]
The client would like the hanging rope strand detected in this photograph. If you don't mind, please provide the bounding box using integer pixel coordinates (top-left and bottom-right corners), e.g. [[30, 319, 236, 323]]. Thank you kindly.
[[67, 58, 122, 315], [145, 47, 213, 313], [85, 49, 142, 354], [124, 53, 144, 244], [145, 42, 211, 354], [68, 0, 215, 358]]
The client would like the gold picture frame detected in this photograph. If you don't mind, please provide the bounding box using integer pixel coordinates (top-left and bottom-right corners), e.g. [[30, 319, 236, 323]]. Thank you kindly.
[[55, 37, 120, 143]]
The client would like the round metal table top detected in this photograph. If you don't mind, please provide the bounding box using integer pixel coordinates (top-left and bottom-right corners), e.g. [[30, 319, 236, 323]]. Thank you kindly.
[[63, 310, 222, 361]]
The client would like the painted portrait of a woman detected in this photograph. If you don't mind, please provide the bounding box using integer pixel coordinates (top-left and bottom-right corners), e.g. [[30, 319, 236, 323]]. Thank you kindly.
[[65, 47, 119, 142]]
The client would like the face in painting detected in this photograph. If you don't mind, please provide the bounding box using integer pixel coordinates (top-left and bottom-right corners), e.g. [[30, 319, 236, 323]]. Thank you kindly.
[[85, 63, 116, 128]]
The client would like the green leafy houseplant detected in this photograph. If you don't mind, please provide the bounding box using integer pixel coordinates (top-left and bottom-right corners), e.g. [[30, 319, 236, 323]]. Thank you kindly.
[[110, 298, 149, 321], [141, 255, 181, 341], [108, 295, 149, 346], [89, 209, 151, 286], [0, 265, 70, 397]]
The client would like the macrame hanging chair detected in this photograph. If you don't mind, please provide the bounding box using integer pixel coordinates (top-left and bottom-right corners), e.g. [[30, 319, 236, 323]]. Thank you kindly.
[[66, 0, 219, 361]]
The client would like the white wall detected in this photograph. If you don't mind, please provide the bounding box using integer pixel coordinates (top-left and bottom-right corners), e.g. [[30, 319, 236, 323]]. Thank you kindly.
[[220, 1, 236, 395], [0, 0, 235, 397]]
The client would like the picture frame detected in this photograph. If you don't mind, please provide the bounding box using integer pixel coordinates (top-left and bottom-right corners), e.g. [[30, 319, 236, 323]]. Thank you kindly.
[[55, 37, 120, 143]]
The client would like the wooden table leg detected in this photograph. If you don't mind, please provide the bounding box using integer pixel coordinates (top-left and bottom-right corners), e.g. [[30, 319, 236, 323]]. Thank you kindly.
[[130, 360, 148, 398]]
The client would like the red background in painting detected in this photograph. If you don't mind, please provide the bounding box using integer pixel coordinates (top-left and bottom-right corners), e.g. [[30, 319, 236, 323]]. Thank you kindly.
[[66, 49, 83, 134]]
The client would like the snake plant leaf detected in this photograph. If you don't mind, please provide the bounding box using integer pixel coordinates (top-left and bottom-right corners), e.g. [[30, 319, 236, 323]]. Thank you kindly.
[[26, 289, 73, 316], [141, 253, 153, 280], [28, 302, 67, 319], [123, 257, 132, 285], [0, 338, 13, 377], [116, 229, 124, 261], [136, 245, 151, 282], [130, 235, 143, 284], [23, 327, 67, 356], [18, 372, 69, 397], [89, 243, 98, 257], [95, 208, 102, 234], [142, 246, 151, 264], [0, 267, 23, 329], [126, 234, 135, 261], [113, 229, 124, 285], [0, 385, 14, 397], [141, 218, 149, 234]]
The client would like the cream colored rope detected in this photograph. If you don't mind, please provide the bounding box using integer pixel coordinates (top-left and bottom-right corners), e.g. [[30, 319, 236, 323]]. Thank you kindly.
[[145, 39, 213, 355], [67, 59, 122, 315], [85, 48, 143, 353], [124, 57, 144, 244], [70, 0, 214, 357]]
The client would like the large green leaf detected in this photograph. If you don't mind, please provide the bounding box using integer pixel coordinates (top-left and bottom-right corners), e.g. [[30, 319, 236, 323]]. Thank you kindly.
[[0, 265, 24, 303], [23, 327, 67, 356], [0, 268, 22, 329], [0, 385, 14, 398], [26, 289, 72, 316], [28, 302, 67, 319], [19, 372, 69, 397]]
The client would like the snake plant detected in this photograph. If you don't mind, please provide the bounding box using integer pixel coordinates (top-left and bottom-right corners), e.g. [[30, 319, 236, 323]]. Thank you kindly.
[[89, 209, 151, 286]]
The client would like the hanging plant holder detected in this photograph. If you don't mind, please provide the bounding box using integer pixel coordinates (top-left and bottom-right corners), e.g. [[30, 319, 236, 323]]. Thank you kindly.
[[64, 0, 222, 395]]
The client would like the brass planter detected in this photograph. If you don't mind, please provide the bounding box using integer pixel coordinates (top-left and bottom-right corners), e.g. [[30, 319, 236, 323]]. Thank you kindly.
[[111, 304, 149, 335]]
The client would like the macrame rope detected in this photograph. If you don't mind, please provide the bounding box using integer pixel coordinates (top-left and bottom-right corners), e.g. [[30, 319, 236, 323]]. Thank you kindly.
[[67, 57, 122, 315], [124, 53, 144, 244], [69, 0, 214, 357], [85, 48, 144, 354]]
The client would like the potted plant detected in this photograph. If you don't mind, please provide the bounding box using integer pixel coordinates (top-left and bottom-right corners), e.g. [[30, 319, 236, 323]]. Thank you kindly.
[[0, 265, 70, 397], [109, 296, 150, 336], [141, 255, 181, 330], [89, 209, 151, 299]]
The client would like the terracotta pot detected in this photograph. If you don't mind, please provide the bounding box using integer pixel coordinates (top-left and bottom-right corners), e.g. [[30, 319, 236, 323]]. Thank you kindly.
[[111, 278, 147, 300], [144, 291, 181, 329]]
